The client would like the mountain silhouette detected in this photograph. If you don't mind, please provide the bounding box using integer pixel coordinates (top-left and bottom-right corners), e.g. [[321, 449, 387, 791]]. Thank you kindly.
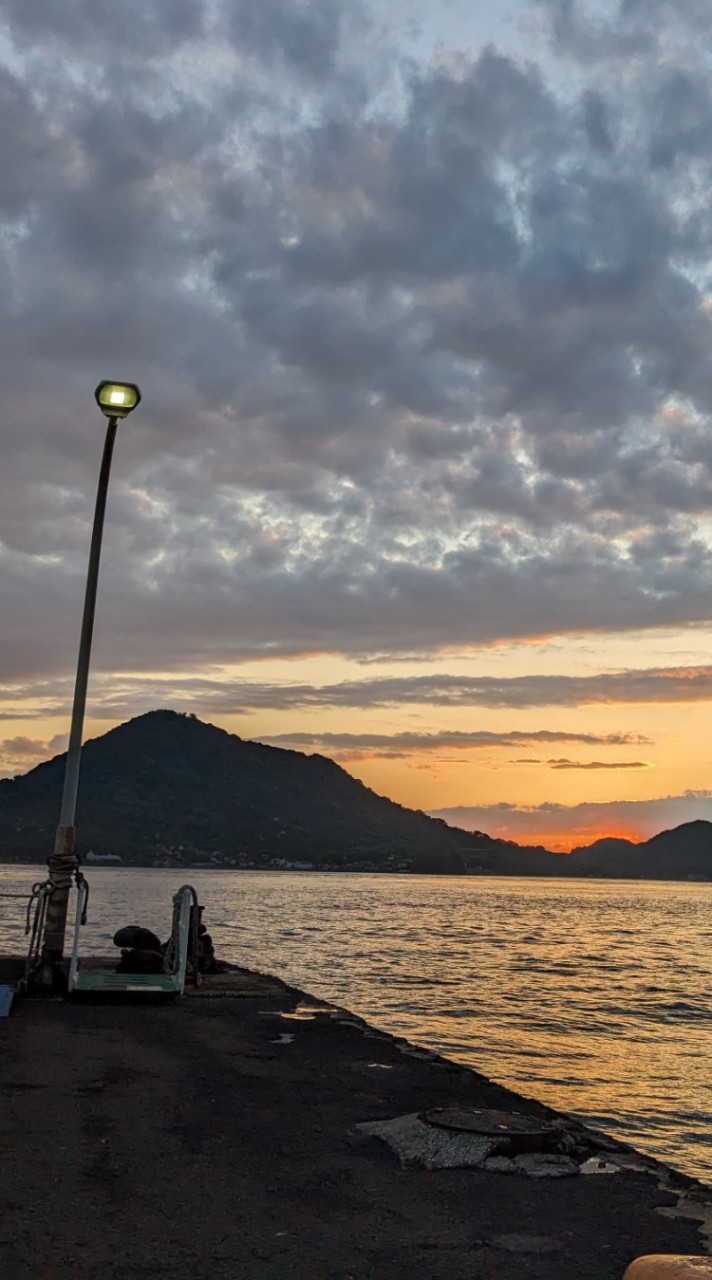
[[567, 820, 712, 879], [0, 710, 709, 878], [0, 709, 546, 873]]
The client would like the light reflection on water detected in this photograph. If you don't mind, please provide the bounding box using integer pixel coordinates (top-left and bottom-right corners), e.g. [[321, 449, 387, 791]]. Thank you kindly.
[[1, 867, 711, 1183]]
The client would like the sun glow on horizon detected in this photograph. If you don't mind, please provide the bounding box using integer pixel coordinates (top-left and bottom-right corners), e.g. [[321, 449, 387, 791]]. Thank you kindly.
[[513, 825, 649, 854], [3, 626, 712, 854]]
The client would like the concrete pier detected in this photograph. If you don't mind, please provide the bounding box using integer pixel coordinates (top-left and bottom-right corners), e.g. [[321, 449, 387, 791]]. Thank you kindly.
[[1, 960, 710, 1279]]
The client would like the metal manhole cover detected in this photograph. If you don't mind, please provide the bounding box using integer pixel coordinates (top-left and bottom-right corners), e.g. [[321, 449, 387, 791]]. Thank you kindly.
[[420, 1108, 553, 1137]]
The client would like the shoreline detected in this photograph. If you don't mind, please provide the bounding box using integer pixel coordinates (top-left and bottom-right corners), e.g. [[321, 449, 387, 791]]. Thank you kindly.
[[3, 860, 712, 883], [1, 957, 711, 1278]]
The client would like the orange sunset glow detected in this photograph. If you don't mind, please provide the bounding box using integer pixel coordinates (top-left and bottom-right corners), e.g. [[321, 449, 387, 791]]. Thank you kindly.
[[4, 628, 712, 853]]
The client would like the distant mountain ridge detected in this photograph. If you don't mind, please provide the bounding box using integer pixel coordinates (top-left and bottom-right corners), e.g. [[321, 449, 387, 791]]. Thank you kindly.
[[0, 710, 554, 874], [0, 710, 710, 879], [566, 820, 712, 879]]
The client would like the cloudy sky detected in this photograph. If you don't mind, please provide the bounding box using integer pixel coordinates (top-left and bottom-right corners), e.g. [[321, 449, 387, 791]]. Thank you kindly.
[[4, 0, 712, 851]]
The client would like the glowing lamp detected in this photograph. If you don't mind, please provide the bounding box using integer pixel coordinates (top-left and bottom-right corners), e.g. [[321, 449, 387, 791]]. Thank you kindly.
[[94, 380, 142, 419]]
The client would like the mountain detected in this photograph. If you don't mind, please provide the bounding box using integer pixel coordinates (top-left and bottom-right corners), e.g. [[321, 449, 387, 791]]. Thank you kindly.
[[0, 710, 559, 874], [2, 710, 710, 878], [567, 820, 712, 879]]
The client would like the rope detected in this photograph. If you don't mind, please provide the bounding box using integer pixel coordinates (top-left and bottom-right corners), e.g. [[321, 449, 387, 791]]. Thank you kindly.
[[20, 865, 89, 986], [47, 849, 78, 889], [75, 869, 89, 925], [23, 880, 52, 983]]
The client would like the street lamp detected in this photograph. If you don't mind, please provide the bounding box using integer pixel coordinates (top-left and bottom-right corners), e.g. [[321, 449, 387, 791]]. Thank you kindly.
[[33, 381, 141, 990], [95, 380, 141, 419]]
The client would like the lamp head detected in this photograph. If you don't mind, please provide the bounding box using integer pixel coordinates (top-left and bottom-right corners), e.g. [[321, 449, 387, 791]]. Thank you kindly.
[[95, 381, 142, 420]]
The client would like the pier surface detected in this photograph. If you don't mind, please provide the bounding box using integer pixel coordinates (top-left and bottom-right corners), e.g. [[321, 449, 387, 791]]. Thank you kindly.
[[1, 961, 710, 1280]]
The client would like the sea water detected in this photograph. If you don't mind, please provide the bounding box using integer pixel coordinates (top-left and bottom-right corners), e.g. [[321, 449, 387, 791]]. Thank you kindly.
[[1, 867, 710, 1184]]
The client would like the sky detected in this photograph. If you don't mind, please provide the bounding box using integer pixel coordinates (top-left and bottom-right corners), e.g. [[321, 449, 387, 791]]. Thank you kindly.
[[3, 0, 712, 852]]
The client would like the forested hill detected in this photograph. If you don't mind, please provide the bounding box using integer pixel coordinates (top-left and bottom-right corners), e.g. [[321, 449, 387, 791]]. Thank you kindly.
[[0, 710, 557, 873]]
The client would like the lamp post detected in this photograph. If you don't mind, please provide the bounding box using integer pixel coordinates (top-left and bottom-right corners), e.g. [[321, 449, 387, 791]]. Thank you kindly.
[[33, 381, 141, 990]]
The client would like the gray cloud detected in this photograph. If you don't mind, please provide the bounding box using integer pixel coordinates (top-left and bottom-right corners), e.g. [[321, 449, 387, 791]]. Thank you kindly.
[[225, 0, 365, 84], [515, 756, 651, 769], [0, 732, 67, 776], [3, 0, 203, 57], [255, 727, 649, 761], [431, 790, 712, 849], [3, 1, 712, 684], [543, 758, 650, 770], [3, 660, 712, 723], [536, 0, 712, 68]]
